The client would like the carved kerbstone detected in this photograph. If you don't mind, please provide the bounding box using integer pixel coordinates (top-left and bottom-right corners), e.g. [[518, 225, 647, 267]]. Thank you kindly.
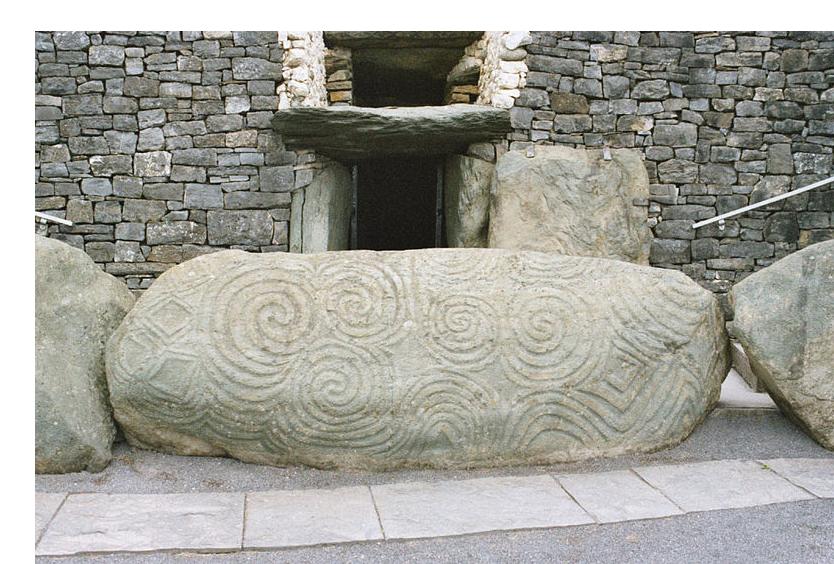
[[107, 248, 728, 469]]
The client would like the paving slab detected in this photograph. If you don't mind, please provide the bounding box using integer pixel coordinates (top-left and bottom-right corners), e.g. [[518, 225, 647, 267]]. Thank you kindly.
[[761, 458, 834, 498], [556, 470, 684, 523], [371, 475, 593, 539], [35, 493, 67, 541], [634, 459, 813, 513], [34, 498, 834, 564], [36, 492, 245, 556], [244, 486, 383, 548]]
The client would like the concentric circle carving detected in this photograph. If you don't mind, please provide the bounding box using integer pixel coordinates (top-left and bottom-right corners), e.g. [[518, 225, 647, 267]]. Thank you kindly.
[[504, 290, 603, 386], [317, 259, 407, 344], [423, 294, 499, 370], [279, 340, 396, 451], [208, 267, 316, 380]]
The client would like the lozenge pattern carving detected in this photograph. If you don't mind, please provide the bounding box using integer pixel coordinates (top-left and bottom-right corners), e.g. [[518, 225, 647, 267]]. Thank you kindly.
[[107, 248, 728, 469]]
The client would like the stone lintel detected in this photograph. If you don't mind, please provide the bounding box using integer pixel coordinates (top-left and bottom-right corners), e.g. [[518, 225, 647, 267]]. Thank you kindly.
[[271, 104, 511, 161], [323, 31, 484, 49]]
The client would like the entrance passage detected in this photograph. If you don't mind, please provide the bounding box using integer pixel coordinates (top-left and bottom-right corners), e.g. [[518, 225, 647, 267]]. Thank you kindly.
[[356, 157, 441, 251]]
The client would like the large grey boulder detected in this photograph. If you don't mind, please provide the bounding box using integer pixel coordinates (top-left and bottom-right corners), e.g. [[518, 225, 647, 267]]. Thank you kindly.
[[487, 146, 653, 264], [444, 155, 494, 247], [36, 235, 135, 473], [107, 248, 727, 470], [731, 240, 834, 449]]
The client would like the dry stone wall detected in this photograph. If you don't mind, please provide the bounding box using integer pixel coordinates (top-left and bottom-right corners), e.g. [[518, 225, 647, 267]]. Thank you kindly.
[[34, 31, 310, 290], [35, 31, 834, 305], [507, 31, 834, 314]]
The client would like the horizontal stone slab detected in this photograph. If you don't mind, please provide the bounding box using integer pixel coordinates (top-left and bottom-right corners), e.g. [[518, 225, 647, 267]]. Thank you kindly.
[[634, 460, 813, 512], [271, 105, 511, 160], [556, 470, 683, 523], [759, 458, 834, 498], [323, 31, 484, 49], [36, 493, 66, 541], [371, 475, 593, 539], [244, 486, 383, 548], [36, 492, 245, 556], [107, 248, 728, 470]]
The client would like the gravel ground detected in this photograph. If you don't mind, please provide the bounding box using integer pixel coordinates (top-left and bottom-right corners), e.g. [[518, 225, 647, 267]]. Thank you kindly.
[[36, 498, 834, 563], [36, 407, 833, 495]]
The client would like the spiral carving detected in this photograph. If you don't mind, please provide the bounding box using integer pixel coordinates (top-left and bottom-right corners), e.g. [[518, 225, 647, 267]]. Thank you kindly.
[[423, 294, 499, 370], [504, 290, 603, 387], [317, 259, 407, 344], [107, 248, 724, 470], [278, 340, 396, 452], [208, 267, 316, 381]]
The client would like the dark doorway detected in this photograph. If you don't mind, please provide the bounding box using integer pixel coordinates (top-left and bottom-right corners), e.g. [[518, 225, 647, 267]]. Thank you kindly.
[[352, 48, 464, 107], [356, 157, 440, 251]]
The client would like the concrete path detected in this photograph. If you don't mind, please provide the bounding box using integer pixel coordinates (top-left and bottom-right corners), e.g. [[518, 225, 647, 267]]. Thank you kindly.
[[36, 457, 834, 557]]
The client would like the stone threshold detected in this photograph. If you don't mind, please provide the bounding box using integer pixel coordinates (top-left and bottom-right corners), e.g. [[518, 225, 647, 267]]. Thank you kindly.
[[36, 457, 834, 556]]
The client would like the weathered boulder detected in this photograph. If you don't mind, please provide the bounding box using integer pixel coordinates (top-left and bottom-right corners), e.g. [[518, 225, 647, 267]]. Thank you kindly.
[[36, 235, 135, 473], [487, 146, 653, 264], [731, 240, 834, 449], [107, 248, 727, 470], [444, 155, 494, 247]]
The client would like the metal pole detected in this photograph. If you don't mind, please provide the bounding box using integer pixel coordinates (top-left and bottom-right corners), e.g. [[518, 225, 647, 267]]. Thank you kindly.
[[34, 211, 73, 226], [692, 175, 834, 229]]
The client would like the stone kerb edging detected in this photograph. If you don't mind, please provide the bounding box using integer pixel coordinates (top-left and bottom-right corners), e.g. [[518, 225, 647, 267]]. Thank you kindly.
[[35, 457, 834, 555]]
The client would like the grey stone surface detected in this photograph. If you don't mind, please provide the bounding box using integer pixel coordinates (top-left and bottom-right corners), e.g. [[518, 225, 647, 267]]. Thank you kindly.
[[36, 493, 66, 541], [730, 240, 834, 449], [134, 151, 172, 177], [634, 460, 813, 512], [36, 236, 134, 474], [556, 470, 684, 523], [106, 248, 727, 470], [488, 146, 653, 264], [761, 458, 834, 498], [146, 221, 206, 245], [36, 493, 244, 556], [244, 486, 383, 548], [231, 58, 283, 80], [207, 210, 273, 246], [299, 162, 352, 253], [272, 105, 511, 160], [444, 155, 493, 248], [34, 498, 834, 563], [323, 31, 483, 49], [372, 476, 593, 539]]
